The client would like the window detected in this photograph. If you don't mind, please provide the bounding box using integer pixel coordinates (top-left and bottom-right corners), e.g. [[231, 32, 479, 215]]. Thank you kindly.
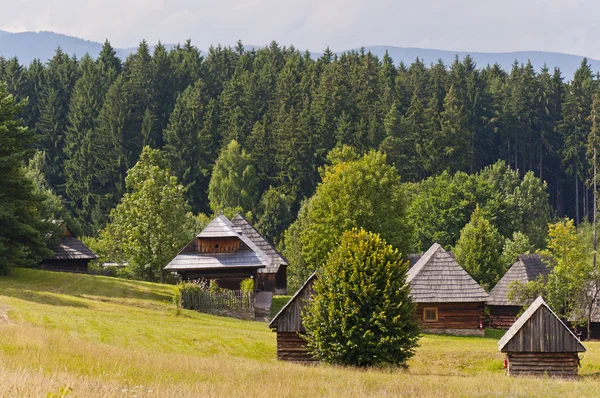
[[424, 307, 438, 322]]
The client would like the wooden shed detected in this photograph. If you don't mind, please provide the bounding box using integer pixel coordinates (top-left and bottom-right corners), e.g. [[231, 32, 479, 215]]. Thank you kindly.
[[488, 254, 552, 329], [40, 225, 97, 273], [498, 296, 586, 378], [268, 272, 317, 361], [407, 243, 489, 335]]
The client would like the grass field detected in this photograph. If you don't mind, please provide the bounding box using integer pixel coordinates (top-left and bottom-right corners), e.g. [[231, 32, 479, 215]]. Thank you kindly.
[[2, 269, 600, 397]]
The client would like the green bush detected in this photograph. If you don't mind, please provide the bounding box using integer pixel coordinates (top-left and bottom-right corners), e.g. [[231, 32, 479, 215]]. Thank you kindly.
[[240, 278, 255, 294], [302, 228, 420, 367]]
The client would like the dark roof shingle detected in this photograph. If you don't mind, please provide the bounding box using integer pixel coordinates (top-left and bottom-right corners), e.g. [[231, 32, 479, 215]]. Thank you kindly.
[[488, 254, 551, 306], [407, 243, 489, 303]]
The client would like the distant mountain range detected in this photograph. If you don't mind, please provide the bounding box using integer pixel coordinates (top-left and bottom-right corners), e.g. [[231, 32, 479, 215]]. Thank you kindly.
[[0, 30, 599, 79]]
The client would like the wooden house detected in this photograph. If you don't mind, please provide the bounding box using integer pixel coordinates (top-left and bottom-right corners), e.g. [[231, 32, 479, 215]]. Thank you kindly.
[[488, 254, 552, 329], [231, 214, 288, 293], [164, 214, 286, 292], [40, 225, 97, 273], [407, 243, 489, 335], [498, 296, 586, 377], [268, 272, 317, 361]]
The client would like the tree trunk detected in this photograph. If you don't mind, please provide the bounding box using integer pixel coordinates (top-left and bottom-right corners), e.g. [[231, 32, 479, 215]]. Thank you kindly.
[[576, 174, 580, 225]]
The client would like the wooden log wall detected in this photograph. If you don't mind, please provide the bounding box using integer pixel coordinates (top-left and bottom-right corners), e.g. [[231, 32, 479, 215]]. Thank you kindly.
[[415, 302, 484, 330], [507, 352, 579, 378], [276, 332, 316, 361], [197, 237, 241, 253], [40, 259, 90, 273], [274, 277, 316, 333], [488, 305, 521, 329]]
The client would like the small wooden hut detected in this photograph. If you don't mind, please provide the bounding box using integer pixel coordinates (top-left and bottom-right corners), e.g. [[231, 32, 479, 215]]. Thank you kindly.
[[498, 296, 586, 377], [407, 243, 489, 335], [488, 254, 552, 329], [40, 225, 97, 273], [268, 272, 317, 361]]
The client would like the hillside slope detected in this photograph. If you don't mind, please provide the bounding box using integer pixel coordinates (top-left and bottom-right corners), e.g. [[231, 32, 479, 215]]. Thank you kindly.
[[1, 269, 600, 396], [0, 30, 598, 78]]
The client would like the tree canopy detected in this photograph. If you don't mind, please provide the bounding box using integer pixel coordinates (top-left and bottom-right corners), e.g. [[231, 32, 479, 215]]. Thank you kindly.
[[303, 228, 419, 366]]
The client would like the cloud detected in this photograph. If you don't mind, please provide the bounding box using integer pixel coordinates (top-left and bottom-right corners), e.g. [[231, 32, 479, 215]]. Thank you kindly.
[[1, 0, 599, 58]]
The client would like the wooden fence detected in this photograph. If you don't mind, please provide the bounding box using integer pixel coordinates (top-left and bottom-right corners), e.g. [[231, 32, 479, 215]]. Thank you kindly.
[[180, 289, 255, 319]]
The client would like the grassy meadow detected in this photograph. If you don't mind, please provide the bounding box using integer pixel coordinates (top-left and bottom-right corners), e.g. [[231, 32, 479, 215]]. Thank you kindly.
[[2, 269, 600, 397]]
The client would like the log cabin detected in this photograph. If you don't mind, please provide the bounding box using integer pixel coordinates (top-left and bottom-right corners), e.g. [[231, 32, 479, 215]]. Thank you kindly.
[[231, 214, 288, 293], [268, 272, 317, 361], [40, 225, 97, 273], [164, 214, 287, 292], [407, 243, 489, 336], [487, 254, 552, 329], [498, 296, 586, 378]]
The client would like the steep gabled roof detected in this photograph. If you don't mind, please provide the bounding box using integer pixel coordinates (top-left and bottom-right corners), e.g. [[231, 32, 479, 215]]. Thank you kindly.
[[498, 296, 586, 353], [46, 225, 97, 260], [231, 213, 287, 274], [197, 214, 241, 238], [407, 243, 489, 303], [488, 254, 551, 306], [164, 214, 271, 272]]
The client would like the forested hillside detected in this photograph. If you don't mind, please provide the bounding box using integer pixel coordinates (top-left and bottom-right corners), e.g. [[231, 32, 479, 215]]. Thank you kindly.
[[1, 39, 599, 277]]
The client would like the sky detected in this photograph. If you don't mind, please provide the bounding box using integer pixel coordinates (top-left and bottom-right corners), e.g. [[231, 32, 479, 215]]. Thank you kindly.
[[1, 0, 598, 58]]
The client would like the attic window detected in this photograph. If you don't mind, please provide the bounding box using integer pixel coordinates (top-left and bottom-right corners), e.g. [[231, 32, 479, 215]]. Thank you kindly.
[[424, 307, 438, 322]]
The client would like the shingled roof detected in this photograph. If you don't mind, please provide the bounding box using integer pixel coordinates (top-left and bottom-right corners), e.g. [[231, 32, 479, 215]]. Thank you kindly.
[[231, 213, 287, 274], [164, 214, 271, 272], [47, 226, 97, 260], [407, 243, 489, 303], [498, 296, 586, 353], [488, 254, 551, 306]]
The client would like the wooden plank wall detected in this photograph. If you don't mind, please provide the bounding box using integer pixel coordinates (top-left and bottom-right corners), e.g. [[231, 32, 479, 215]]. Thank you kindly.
[[488, 305, 521, 329], [503, 306, 582, 353], [416, 302, 483, 330], [197, 237, 241, 253], [507, 352, 579, 378], [274, 277, 316, 333], [276, 332, 316, 361]]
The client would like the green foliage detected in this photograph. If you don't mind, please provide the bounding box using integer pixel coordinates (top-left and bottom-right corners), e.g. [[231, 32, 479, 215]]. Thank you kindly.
[[255, 187, 292, 247], [507, 277, 546, 308], [0, 84, 53, 274], [98, 147, 195, 281], [408, 161, 551, 251], [240, 278, 255, 294], [208, 140, 259, 214], [540, 219, 599, 325], [454, 206, 505, 289], [303, 228, 419, 366], [287, 150, 411, 280], [500, 231, 534, 268]]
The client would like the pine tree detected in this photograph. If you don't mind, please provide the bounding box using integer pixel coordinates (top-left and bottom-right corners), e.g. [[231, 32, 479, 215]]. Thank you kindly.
[[0, 83, 52, 273], [63, 56, 107, 233], [163, 79, 213, 213], [435, 84, 471, 172]]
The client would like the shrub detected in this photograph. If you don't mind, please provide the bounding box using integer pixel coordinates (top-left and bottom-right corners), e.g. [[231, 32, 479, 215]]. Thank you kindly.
[[302, 228, 420, 367], [240, 278, 255, 295]]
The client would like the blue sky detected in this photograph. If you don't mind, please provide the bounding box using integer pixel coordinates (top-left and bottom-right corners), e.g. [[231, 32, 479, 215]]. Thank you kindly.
[[1, 0, 597, 57]]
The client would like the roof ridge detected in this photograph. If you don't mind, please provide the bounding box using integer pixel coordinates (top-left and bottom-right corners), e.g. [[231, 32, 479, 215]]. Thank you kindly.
[[231, 213, 288, 265]]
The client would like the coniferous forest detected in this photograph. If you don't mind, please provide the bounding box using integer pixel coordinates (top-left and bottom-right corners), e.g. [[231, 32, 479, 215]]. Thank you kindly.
[[3, 39, 600, 285]]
